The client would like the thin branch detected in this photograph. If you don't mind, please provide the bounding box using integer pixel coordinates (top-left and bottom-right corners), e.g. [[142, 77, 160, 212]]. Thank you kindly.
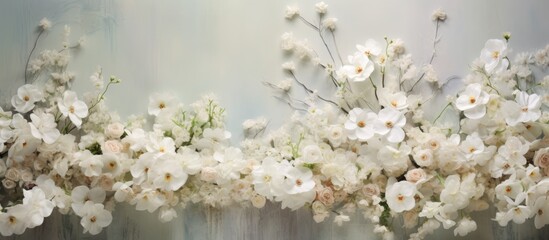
[[408, 20, 441, 93], [25, 30, 45, 84], [330, 30, 344, 65]]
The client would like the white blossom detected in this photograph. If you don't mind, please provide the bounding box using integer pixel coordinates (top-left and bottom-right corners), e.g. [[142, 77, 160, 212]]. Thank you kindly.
[[455, 83, 490, 119], [58, 91, 88, 128], [480, 39, 509, 74], [11, 84, 43, 113]]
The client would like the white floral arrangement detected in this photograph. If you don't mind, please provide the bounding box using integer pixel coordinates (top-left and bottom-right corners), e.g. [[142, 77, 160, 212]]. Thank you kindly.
[[1, 3, 549, 240]]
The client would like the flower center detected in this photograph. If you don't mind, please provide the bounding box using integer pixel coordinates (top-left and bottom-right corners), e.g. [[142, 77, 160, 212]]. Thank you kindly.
[[521, 107, 528, 112], [159, 147, 165, 153], [357, 121, 366, 128], [159, 102, 166, 109], [505, 186, 512, 193], [90, 216, 97, 223], [391, 100, 398, 108], [69, 106, 75, 114], [8, 216, 16, 224], [539, 209, 544, 216], [379, 56, 386, 64], [165, 173, 172, 181], [492, 51, 500, 59], [397, 194, 404, 201], [263, 175, 272, 182], [469, 96, 476, 104], [109, 162, 116, 169], [295, 179, 303, 186], [23, 95, 30, 102], [385, 121, 393, 128], [420, 154, 428, 161], [364, 51, 371, 56], [355, 66, 363, 74], [468, 147, 476, 153]]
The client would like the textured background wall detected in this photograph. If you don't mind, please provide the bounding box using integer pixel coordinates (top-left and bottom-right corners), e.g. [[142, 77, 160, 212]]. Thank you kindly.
[[1, 0, 549, 239]]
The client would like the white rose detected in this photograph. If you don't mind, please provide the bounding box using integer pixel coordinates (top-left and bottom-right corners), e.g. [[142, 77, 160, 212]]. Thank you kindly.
[[251, 195, 266, 208], [534, 148, 549, 169], [20, 170, 33, 182], [5, 168, 20, 181], [105, 122, 125, 139], [102, 140, 123, 154], [2, 179, 16, 189], [361, 183, 381, 198], [317, 188, 335, 206], [200, 167, 218, 182], [405, 168, 427, 183], [311, 201, 328, 214]]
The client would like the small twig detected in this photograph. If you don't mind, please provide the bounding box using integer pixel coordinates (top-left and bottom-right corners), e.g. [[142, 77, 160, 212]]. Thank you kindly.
[[299, 16, 319, 30], [408, 20, 441, 93], [433, 102, 452, 124], [289, 71, 346, 113], [330, 30, 344, 65], [317, 17, 335, 66], [25, 29, 45, 84]]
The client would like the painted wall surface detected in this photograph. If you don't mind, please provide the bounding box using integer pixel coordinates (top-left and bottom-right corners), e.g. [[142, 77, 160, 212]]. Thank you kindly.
[[1, 0, 549, 239]]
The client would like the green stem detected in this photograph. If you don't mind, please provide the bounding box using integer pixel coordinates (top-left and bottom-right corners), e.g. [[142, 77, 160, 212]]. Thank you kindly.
[[433, 102, 451, 124]]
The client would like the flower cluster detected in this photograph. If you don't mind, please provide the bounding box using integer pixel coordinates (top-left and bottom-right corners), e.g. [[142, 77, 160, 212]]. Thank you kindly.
[[0, 4, 548, 240], [265, 3, 549, 240]]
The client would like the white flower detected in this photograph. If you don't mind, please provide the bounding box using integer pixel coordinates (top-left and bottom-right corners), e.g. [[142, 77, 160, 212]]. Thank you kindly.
[[284, 166, 315, 194], [374, 108, 406, 143], [533, 196, 549, 229], [344, 108, 377, 141], [112, 181, 134, 202], [146, 136, 175, 156], [131, 189, 165, 213], [379, 89, 408, 110], [22, 188, 55, 228], [105, 122, 125, 139], [338, 53, 374, 82], [431, 9, 447, 21], [252, 157, 287, 199], [71, 186, 106, 216], [357, 39, 382, 58], [11, 84, 43, 113], [480, 39, 509, 74], [300, 145, 323, 164], [151, 158, 188, 191], [334, 214, 350, 226], [148, 93, 177, 116], [29, 111, 60, 144], [58, 91, 88, 128], [0, 205, 28, 236], [130, 152, 155, 184], [322, 18, 337, 31], [79, 201, 112, 235], [502, 91, 541, 126], [315, 2, 328, 14], [39, 18, 51, 30], [455, 83, 490, 119], [454, 218, 477, 237], [158, 207, 177, 223], [78, 153, 104, 177], [386, 180, 417, 213], [281, 32, 296, 51], [285, 6, 300, 19], [251, 195, 266, 208], [459, 132, 484, 159]]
